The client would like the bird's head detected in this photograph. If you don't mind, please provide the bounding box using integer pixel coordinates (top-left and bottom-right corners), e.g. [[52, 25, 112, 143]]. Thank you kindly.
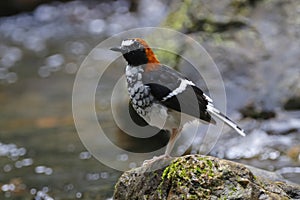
[[110, 38, 159, 66]]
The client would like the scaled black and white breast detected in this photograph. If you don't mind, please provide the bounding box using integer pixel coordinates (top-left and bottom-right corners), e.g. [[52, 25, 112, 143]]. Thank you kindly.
[[126, 65, 153, 116]]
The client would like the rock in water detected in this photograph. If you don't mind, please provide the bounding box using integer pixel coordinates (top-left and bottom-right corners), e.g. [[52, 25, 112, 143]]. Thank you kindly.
[[113, 155, 300, 200]]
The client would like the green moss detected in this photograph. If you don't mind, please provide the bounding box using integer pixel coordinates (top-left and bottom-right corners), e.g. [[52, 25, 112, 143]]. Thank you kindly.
[[158, 158, 191, 197], [230, 0, 258, 15], [253, 175, 257, 180], [195, 156, 216, 178], [161, 159, 180, 180], [154, 48, 179, 69], [187, 194, 198, 199], [158, 156, 224, 198], [163, 0, 192, 31]]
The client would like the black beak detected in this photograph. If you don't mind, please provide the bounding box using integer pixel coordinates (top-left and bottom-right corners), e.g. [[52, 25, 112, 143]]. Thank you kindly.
[[110, 46, 123, 52]]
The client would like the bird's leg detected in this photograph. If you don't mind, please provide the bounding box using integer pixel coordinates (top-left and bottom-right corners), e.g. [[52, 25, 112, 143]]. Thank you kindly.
[[164, 128, 182, 157], [142, 128, 182, 166]]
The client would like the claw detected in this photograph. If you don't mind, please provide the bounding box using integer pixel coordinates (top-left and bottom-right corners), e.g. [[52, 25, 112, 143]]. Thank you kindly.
[[142, 154, 172, 166]]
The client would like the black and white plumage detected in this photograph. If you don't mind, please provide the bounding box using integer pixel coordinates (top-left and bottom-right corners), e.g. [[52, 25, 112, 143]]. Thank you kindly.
[[111, 38, 245, 158]]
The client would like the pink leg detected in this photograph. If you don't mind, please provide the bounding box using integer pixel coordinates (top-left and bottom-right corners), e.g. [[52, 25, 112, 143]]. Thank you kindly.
[[142, 128, 182, 166], [164, 128, 182, 157]]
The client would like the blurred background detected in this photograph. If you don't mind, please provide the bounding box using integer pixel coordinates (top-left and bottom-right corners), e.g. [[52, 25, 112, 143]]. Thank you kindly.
[[0, 0, 299, 199]]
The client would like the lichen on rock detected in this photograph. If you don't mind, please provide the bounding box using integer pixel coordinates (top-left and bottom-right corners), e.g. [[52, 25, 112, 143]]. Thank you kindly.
[[113, 155, 300, 200]]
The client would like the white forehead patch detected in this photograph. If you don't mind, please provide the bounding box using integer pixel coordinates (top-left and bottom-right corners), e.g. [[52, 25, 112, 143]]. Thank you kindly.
[[121, 39, 135, 46]]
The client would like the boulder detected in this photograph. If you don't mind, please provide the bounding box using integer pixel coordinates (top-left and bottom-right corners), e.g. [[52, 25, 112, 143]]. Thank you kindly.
[[113, 155, 300, 200]]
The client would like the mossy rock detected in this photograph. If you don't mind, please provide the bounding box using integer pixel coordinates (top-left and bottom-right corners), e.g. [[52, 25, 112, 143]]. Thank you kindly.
[[163, 0, 253, 34], [113, 155, 300, 200], [284, 96, 300, 110]]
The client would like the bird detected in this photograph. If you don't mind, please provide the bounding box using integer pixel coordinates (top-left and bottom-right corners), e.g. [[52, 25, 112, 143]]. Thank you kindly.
[[110, 38, 245, 160]]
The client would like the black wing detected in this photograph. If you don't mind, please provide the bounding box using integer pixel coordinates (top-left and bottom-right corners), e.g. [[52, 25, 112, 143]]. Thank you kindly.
[[142, 64, 215, 124], [128, 100, 148, 126]]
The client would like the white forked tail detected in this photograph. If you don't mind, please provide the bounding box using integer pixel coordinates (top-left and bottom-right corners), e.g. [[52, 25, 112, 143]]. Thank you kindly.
[[207, 105, 246, 137]]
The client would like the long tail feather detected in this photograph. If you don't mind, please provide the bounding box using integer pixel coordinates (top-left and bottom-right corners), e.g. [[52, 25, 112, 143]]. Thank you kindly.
[[207, 106, 246, 136]]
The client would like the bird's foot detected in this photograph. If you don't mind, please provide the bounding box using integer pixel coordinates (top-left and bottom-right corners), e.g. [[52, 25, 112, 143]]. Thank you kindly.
[[142, 154, 172, 166]]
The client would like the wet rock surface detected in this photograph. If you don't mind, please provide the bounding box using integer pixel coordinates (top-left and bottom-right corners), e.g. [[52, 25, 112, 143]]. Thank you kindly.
[[113, 155, 300, 200], [164, 0, 300, 111], [209, 110, 300, 169]]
